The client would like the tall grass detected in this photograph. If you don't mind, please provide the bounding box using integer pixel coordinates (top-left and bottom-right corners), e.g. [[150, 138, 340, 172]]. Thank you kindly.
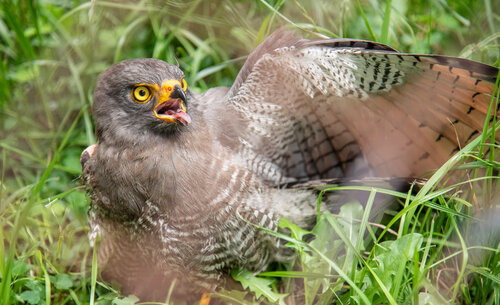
[[0, 0, 498, 304]]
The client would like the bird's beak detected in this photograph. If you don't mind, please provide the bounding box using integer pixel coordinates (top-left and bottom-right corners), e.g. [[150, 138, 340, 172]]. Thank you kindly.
[[153, 80, 191, 125]]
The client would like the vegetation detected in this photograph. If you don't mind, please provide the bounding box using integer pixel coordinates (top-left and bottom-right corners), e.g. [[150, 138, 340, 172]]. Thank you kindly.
[[0, 0, 498, 304]]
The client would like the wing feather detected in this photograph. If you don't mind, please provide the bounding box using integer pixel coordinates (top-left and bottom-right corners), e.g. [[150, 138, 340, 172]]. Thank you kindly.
[[220, 31, 498, 184]]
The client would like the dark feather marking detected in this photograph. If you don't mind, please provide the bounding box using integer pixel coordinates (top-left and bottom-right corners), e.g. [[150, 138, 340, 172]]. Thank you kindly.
[[309, 100, 344, 176], [310, 149, 343, 170], [425, 55, 498, 77], [342, 153, 361, 165], [381, 65, 391, 84], [318, 39, 398, 52], [392, 71, 401, 85], [330, 128, 349, 138], [318, 160, 346, 177], [450, 147, 460, 155], [418, 152, 430, 160], [436, 134, 443, 141], [290, 104, 328, 179], [318, 152, 360, 176], [316, 136, 334, 147], [435, 71, 441, 81], [466, 130, 479, 143], [321, 119, 343, 130], [337, 140, 358, 153], [281, 132, 297, 143], [293, 125, 314, 176], [467, 106, 474, 114]]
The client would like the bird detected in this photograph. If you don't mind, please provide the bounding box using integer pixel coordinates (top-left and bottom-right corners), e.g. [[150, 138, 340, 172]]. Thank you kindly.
[[80, 29, 499, 302]]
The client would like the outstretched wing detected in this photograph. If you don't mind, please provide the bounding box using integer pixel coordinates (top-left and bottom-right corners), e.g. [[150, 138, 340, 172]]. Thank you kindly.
[[217, 30, 498, 186]]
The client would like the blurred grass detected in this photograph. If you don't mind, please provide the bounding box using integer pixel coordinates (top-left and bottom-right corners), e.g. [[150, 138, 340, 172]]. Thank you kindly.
[[0, 0, 499, 304]]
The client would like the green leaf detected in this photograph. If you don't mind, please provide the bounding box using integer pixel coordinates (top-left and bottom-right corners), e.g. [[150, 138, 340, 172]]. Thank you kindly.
[[278, 218, 311, 241], [302, 210, 347, 302], [53, 273, 73, 290], [11, 261, 33, 276], [24, 281, 43, 292], [211, 288, 251, 305], [362, 233, 424, 303], [337, 202, 364, 251], [111, 295, 140, 305], [19, 290, 41, 305], [375, 233, 423, 262], [418, 292, 444, 305], [232, 269, 287, 305]]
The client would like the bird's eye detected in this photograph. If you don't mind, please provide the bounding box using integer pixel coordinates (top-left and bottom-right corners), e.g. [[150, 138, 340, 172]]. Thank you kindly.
[[132, 85, 152, 103], [181, 78, 187, 91]]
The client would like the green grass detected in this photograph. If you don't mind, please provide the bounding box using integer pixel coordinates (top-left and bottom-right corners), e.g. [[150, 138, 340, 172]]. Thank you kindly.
[[0, 0, 499, 304]]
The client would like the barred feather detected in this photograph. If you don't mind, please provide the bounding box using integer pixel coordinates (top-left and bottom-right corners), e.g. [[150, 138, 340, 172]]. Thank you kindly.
[[82, 29, 498, 302]]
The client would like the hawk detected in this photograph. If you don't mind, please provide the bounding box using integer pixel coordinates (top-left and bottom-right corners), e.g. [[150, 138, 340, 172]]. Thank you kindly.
[[81, 29, 499, 302]]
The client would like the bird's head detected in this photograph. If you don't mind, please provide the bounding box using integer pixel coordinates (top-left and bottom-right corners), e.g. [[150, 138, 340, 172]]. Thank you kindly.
[[92, 58, 192, 143]]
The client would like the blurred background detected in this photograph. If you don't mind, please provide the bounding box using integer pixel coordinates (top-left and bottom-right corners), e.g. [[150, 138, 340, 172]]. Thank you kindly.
[[0, 0, 498, 304]]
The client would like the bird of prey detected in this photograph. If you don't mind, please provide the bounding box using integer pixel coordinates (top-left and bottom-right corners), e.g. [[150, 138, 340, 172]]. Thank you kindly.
[[81, 29, 499, 302]]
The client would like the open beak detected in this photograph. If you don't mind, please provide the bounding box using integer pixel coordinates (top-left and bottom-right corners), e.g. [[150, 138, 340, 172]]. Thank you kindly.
[[153, 80, 191, 126]]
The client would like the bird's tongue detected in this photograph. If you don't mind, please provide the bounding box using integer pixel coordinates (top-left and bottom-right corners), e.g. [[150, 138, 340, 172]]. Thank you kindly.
[[174, 111, 191, 126]]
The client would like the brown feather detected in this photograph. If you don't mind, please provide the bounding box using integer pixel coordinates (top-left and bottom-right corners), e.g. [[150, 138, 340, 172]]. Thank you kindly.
[[224, 33, 498, 180], [82, 30, 499, 302]]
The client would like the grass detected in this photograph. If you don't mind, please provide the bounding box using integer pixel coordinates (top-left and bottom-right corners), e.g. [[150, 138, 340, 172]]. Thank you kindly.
[[0, 0, 499, 304]]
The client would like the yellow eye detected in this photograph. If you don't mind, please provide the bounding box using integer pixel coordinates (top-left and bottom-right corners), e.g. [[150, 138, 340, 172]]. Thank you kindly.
[[132, 86, 151, 103], [181, 78, 187, 91]]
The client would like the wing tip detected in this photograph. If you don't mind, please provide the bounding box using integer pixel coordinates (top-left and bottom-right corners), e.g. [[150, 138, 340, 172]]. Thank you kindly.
[[308, 38, 399, 53], [423, 55, 499, 83]]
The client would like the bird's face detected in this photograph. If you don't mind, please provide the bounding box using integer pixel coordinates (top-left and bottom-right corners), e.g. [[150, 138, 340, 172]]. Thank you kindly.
[[93, 59, 192, 141]]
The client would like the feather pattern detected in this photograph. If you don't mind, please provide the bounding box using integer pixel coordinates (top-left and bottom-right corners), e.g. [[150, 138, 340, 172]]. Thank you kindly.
[[220, 30, 498, 182], [82, 29, 498, 302]]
